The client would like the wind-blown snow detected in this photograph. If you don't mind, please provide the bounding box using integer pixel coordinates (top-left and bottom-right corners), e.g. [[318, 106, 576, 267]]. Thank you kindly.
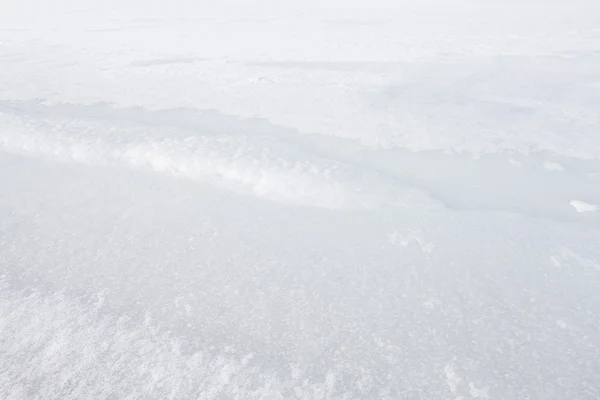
[[1, 0, 600, 399]]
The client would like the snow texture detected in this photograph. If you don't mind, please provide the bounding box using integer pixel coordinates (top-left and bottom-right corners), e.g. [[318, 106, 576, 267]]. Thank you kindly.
[[1, 0, 600, 399]]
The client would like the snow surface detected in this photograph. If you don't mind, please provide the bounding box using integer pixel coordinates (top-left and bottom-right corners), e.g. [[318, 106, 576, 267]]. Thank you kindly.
[[1, 0, 600, 399]]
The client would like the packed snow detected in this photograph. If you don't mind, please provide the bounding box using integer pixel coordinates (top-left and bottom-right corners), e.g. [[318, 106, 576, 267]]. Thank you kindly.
[[1, 0, 600, 399]]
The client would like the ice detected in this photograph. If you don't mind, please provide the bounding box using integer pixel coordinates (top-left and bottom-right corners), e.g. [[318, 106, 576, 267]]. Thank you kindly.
[[1, 0, 600, 398]]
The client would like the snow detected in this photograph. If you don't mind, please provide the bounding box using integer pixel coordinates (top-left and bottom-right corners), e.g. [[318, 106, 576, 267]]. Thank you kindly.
[[570, 200, 599, 213], [544, 161, 565, 172], [1, 0, 600, 399]]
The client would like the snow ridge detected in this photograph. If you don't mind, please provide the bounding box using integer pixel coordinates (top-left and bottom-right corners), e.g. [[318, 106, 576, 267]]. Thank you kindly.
[[0, 102, 442, 210]]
